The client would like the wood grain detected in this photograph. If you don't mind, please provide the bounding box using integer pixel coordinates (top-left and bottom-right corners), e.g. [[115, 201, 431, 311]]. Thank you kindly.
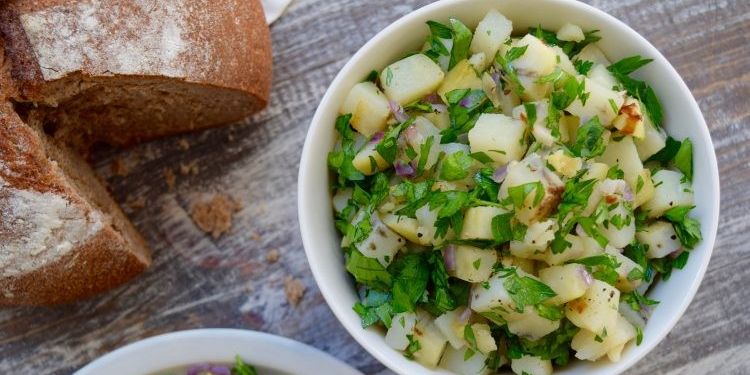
[[0, 0, 748, 374]]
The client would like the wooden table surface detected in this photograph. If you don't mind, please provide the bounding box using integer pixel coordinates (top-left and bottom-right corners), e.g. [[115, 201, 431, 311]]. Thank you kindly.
[[1, 0, 748, 374]]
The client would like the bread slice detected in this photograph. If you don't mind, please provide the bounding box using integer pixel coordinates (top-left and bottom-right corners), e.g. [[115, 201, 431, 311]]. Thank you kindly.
[[1, 0, 272, 148], [0, 102, 151, 305], [0, 0, 272, 305]]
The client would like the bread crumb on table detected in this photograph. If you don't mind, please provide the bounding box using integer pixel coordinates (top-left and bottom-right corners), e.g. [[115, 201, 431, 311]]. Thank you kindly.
[[163, 168, 176, 190], [284, 277, 306, 307], [111, 157, 128, 176], [190, 194, 242, 238], [178, 138, 190, 150], [266, 249, 280, 263], [179, 161, 199, 175]]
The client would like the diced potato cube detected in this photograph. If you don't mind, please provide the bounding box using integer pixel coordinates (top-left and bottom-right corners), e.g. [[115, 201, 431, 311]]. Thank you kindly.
[[596, 135, 644, 193], [551, 46, 577, 75], [472, 323, 497, 354], [543, 234, 588, 266], [352, 141, 389, 175], [382, 214, 425, 245], [340, 82, 391, 137], [385, 312, 417, 350], [434, 309, 467, 349], [517, 74, 552, 101], [634, 169, 655, 208], [634, 115, 666, 160], [412, 315, 448, 367], [574, 43, 610, 66], [566, 77, 626, 126], [588, 63, 618, 89], [604, 247, 643, 292], [468, 113, 528, 167], [511, 34, 557, 76], [539, 264, 590, 305], [424, 109, 450, 130], [470, 9, 513, 68], [557, 23, 585, 42], [453, 246, 498, 283], [578, 233, 606, 258], [509, 219, 557, 259], [636, 221, 681, 258], [438, 60, 483, 102], [583, 162, 609, 181], [607, 344, 625, 362], [355, 213, 405, 267], [511, 355, 553, 375], [598, 202, 635, 249], [506, 307, 561, 340], [381, 54, 445, 105], [566, 280, 619, 333], [332, 188, 352, 213], [498, 154, 564, 225], [641, 170, 694, 218], [460, 206, 509, 240], [559, 114, 579, 143], [470, 271, 517, 317], [547, 149, 583, 178], [571, 314, 636, 361], [440, 346, 492, 375], [612, 97, 645, 139]]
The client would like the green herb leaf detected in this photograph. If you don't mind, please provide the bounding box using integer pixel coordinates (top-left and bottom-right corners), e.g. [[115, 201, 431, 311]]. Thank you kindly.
[[501, 267, 557, 312], [530, 25, 601, 58], [232, 355, 259, 375], [404, 334, 422, 359], [448, 18, 473, 70], [536, 304, 565, 321], [674, 138, 693, 181], [346, 250, 393, 290], [328, 114, 365, 184], [491, 213, 515, 244], [573, 59, 594, 75], [507, 182, 545, 209], [608, 55, 663, 127], [441, 89, 491, 143], [440, 151, 474, 181], [391, 253, 430, 313], [621, 290, 659, 312], [377, 118, 414, 164], [569, 254, 620, 286], [506, 45, 529, 62], [571, 116, 606, 159]]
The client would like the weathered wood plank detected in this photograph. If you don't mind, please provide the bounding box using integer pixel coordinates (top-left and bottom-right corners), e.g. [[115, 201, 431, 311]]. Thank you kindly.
[[0, 0, 748, 374]]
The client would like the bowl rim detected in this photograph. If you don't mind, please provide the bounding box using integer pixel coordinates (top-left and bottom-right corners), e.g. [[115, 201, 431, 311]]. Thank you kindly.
[[74, 328, 363, 375], [298, 0, 720, 374]]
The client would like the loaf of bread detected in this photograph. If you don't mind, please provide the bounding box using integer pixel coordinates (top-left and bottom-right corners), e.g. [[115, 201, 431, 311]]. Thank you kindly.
[[0, 0, 272, 305]]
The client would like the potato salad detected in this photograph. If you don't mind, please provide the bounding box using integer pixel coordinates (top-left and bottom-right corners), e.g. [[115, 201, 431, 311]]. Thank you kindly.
[[328, 9, 701, 375]]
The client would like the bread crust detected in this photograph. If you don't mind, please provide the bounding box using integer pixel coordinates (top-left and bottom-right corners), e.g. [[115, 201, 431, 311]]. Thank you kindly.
[[0, 0, 272, 106], [0, 0, 270, 305]]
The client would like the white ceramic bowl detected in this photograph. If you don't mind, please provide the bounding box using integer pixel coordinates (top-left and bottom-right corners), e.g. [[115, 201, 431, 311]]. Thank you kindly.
[[75, 329, 363, 375], [298, 0, 720, 374]]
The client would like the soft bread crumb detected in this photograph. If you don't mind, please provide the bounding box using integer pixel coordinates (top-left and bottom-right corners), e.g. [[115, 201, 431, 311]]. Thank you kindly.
[[190, 194, 241, 238], [163, 168, 176, 190], [178, 138, 190, 150], [111, 157, 128, 176], [126, 196, 146, 210], [179, 161, 199, 175], [284, 277, 306, 307], [266, 249, 280, 263]]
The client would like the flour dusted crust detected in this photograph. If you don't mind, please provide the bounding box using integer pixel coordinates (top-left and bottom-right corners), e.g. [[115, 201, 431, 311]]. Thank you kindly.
[[0, 0, 271, 305], [0, 104, 150, 305]]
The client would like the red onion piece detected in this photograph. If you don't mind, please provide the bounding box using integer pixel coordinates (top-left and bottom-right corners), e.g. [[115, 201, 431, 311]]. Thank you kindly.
[[575, 224, 586, 237], [423, 93, 444, 105], [443, 245, 457, 272], [395, 161, 416, 178], [578, 266, 594, 287], [389, 100, 409, 123], [669, 249, 684, 259], [458, 306, 473, 323], [370, 131, 384, 143], [622, 184, 634, 202], [187, 364, 232, 375], [492, 165, 508, 183]]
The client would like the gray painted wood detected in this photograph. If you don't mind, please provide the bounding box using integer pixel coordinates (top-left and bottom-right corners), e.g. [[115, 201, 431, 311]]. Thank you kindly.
[[0, 0, 748, 374]]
